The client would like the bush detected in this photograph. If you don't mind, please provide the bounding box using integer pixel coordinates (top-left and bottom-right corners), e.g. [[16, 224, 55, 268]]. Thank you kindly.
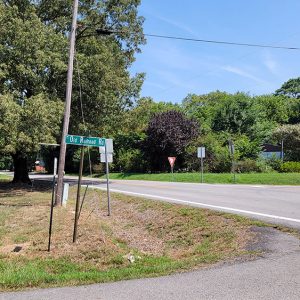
[[235, 159, 262, 173], [265, 156, 282, 172], [117, 149, 148, 173], [280, 161, 300, 173]]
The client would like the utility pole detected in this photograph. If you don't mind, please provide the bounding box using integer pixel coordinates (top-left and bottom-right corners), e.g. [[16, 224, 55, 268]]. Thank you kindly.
[[55, 0, 79, 206], [281, 139, 284, 162]]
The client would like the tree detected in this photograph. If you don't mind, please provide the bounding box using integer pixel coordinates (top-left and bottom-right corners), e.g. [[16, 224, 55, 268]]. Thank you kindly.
[[0, 94, 63, 183], [0, 1, 145, 182], [144, 110, 199, 171], [182, 91, 228, 134], [0, 2, 66, 182], [275, 77, 300, 98], [122, 97, 181, 133], [211, 92, 256, 135], [272, 124, 300, 161]]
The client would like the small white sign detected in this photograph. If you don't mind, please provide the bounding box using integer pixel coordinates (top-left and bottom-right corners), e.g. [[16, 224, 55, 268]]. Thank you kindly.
[[197, 147, 205, 158], [101, 153, 113, 163], [99, 138, 113, 154], [62, 183, 69, 207], [54, 157, 58, 175]]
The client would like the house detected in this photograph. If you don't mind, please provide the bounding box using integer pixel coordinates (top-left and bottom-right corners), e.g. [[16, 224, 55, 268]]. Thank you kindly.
[[260, 143, 283, 159]]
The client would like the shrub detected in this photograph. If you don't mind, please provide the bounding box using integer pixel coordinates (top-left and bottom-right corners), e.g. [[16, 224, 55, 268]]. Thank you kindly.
[[280, 161, 300, 173], [117, 149, 148, 173], [235, 159, 262, 173], [265, 156, 282, 172]]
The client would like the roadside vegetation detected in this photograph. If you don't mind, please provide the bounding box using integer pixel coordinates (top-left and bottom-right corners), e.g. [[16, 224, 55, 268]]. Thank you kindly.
[[100, 172, 300, 185], [0, 180, 271, 291], [1, 2, 300, 185]]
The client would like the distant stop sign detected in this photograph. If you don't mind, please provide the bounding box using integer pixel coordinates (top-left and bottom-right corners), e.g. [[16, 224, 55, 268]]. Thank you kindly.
[[168, 157, 176, 168]]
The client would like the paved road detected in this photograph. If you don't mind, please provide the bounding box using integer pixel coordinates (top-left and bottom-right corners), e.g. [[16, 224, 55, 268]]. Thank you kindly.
[[1, 228, 299, 300], [90, 179, 300, 229], [22, 173, 300, 228], [2, 172, 300, 228]]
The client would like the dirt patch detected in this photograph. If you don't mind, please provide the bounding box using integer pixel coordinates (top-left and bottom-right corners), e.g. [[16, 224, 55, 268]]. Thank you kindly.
[[0, 243, 30, 255]]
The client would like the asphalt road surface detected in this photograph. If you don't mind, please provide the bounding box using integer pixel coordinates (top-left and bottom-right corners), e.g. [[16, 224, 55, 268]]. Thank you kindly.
[[90, 179, 300, 229], [24, 174, 300, 229]]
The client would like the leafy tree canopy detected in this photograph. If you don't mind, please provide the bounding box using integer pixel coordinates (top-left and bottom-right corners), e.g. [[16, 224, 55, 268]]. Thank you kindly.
[[145, 110, 199, 171], [275, 77, 300, 98], [272, 124, 300, 160], [0, 0, 145, 182], [122, 97, 181, 133]]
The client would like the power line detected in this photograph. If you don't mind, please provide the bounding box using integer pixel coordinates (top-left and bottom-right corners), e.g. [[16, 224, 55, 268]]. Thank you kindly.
[[99, 29, 300, 51], [143, 33, 300, 51]]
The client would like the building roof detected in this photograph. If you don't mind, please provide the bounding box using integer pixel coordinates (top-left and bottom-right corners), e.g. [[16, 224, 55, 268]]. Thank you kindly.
[[262, 143, 281, 152]]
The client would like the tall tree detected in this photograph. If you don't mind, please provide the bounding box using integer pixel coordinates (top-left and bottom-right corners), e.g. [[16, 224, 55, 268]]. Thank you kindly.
[[0, 94, 63, 183], [0, 1, 145, 182], [144, 110, 199, 171], [275, 77, 300, 99], [122, 97, 181, 133]]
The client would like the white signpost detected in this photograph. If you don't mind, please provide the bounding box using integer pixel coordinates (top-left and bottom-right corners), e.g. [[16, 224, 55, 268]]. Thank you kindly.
[[197, 147, 205, 183], [99, 139, 114, 216], [228, 140, 236, 183]]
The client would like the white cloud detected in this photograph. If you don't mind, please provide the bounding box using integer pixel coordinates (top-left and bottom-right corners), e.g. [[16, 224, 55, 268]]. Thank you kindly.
[[153, 15, 199, 37], [262, 51, 279, 75], [222, 65, 268, 85]]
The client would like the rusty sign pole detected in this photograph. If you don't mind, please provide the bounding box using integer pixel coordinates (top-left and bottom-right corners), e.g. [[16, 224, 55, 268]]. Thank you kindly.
[[73, 146, 84, 243]]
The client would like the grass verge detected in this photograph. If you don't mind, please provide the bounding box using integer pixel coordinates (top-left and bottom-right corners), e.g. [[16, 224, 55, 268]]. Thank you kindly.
[[98, 172, 300, 185], [0, 174, 10, 181], [0, 179, 289, 291]]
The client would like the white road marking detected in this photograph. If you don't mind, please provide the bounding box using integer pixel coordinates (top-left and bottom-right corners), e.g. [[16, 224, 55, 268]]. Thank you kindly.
[[93, 186, 300, 224]]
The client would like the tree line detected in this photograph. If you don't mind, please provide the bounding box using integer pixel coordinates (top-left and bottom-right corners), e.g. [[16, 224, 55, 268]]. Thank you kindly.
[[1, 1, 300, 183]]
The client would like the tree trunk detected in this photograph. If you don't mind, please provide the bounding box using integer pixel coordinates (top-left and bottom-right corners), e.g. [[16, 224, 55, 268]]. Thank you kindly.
[[12, 152, 31, 184]]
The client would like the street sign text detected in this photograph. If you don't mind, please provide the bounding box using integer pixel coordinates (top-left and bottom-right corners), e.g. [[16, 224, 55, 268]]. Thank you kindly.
[[66, 135, 105, 147]]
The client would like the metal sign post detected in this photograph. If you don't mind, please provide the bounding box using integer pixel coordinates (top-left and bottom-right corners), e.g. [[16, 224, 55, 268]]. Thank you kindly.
[[48, 175, 56, 252], [197, 147, 205, 183], [105, 142, 111, 216], [48, 157, 58, 252], [99, 139, 113, 216], [228, 140, 236, 183], [73, 146, 84, 243]]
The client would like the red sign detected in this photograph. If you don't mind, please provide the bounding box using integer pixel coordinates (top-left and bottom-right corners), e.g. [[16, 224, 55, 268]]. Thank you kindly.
[[168, 157, 176, 168]]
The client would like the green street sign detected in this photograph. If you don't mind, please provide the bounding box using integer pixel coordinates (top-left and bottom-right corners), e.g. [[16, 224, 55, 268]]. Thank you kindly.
[[66, 135, 105, 147]]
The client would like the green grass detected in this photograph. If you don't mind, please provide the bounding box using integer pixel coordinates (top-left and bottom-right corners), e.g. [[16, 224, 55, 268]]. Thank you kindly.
[[0, 255, 222, 291], [99, 172, 300, 185], [0, 174, 10, 181]]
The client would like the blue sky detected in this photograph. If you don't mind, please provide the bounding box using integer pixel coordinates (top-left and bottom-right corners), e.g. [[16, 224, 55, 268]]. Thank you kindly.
[[130, 0, 300, 103]]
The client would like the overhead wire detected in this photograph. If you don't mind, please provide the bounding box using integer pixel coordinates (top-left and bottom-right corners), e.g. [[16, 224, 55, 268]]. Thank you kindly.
[[100, 28, 300, 51], [135, 31, 300, 97], [143, 33, 300, 51]]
